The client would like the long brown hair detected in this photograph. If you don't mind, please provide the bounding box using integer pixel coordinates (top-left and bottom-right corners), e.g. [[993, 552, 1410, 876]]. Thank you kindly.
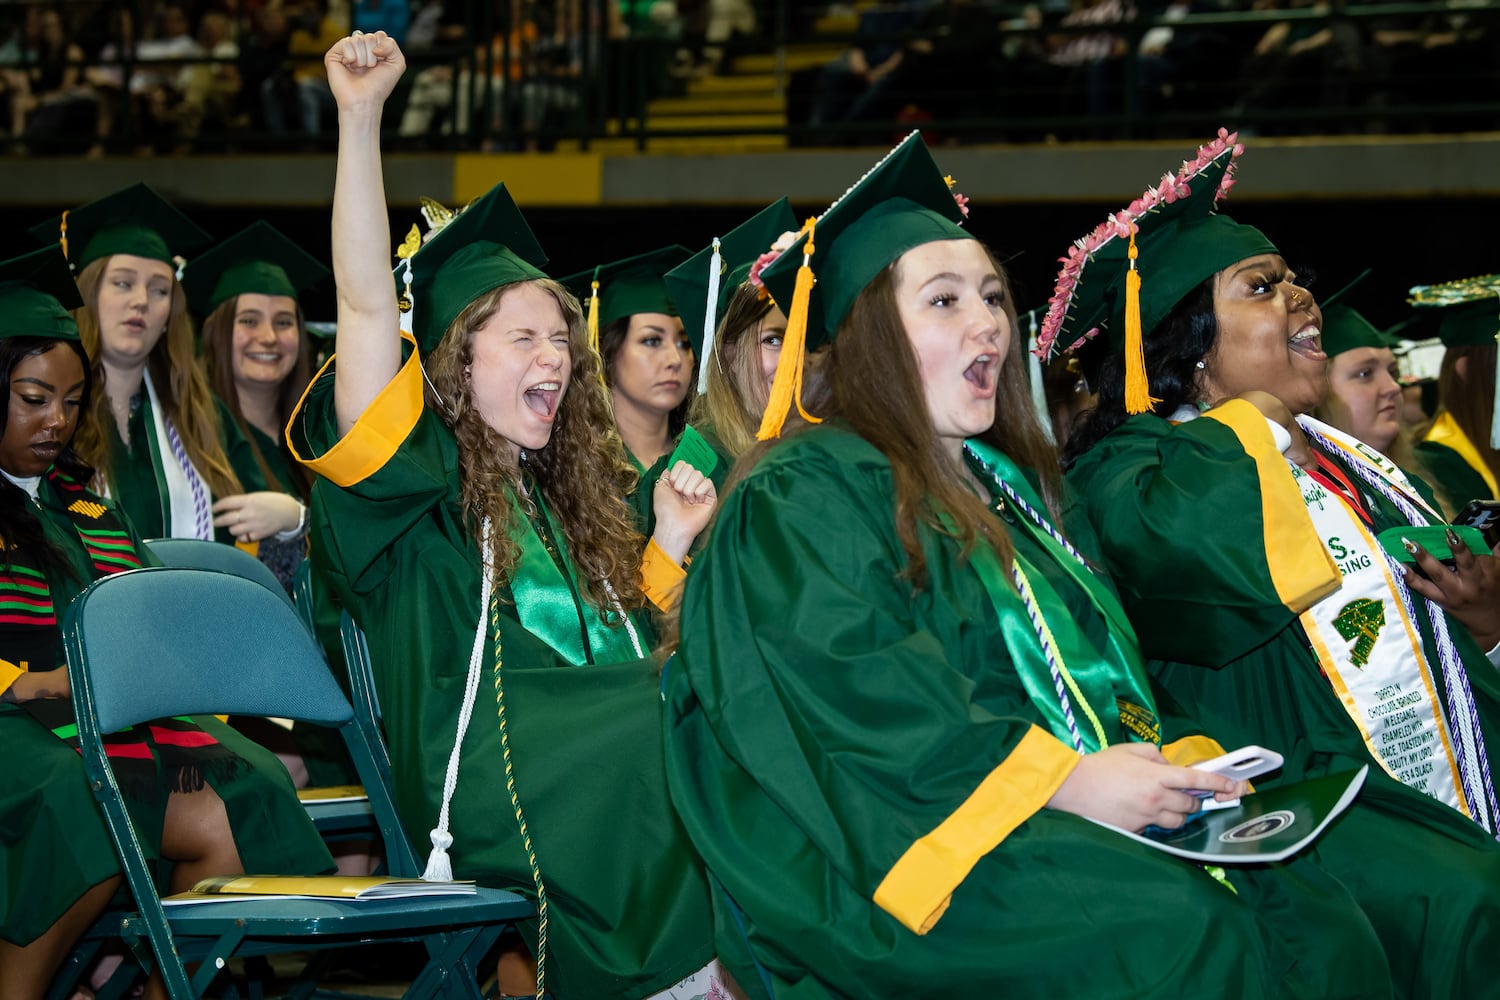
[[71, 256, 243, 499], [688, 283, 776, 459], [826, 251, 1059, 584], [1436, 343, 1500, 488], [199, 295, 314, 499], [425, 278, 644, 610]]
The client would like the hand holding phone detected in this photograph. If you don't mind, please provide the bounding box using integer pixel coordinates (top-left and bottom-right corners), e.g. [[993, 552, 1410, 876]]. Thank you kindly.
[[1184, 745, 1284, 800]]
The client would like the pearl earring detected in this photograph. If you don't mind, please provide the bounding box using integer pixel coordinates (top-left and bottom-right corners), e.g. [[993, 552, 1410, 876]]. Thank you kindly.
[[1195, 360, 1206, 370]]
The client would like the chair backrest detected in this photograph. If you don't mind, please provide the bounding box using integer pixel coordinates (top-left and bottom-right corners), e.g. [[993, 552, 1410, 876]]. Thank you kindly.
[[291, 556, 316, 635], [64, 567, 350, 733], [143, 536, 297, 613]]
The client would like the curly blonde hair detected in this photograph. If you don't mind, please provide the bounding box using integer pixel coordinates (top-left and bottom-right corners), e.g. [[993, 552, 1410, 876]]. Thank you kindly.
[[71, 256, 243, 500], [425, 278, 645, 611]]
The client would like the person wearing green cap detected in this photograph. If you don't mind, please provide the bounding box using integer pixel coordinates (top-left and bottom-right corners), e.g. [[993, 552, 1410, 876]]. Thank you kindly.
[[1058, 132, 1500, 997], [29, 184, 307, 556], [664, 199, 810, 464], [664, 131, 1390, 999], [292, 30, 722, 1000], [562, 246, 725, 551], [0, 246, 332, 1000], [187, 221, 330, 590], [1410, 281, 1500, 512], [1313, 302, 1405, 458]]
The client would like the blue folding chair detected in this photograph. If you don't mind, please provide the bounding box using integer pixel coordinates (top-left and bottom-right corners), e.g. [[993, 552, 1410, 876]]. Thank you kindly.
[[142, 537, 295, 611], [62, 566, 533, 999]]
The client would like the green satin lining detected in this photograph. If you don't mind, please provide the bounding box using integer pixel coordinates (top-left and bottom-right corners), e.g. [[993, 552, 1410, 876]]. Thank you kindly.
[[960, 440, 1158, 751], [507, 484, 641, 666]]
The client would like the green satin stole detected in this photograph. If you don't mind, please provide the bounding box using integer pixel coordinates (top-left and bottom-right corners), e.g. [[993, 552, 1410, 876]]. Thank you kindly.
[[506, 483, 642, 666], [959, 440, 1158, 751]]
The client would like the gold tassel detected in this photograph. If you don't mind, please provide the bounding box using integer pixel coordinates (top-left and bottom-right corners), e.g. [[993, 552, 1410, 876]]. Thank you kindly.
[[59, 209, 69, 263], [1123, 225, 1159, 415], [756, 219, 823, 441], [587, 275, 601, 355]]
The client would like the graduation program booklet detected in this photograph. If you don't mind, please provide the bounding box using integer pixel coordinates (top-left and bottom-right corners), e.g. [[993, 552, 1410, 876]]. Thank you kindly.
[[162, 875, 476, 905], [1088, 766, 1367, 864]]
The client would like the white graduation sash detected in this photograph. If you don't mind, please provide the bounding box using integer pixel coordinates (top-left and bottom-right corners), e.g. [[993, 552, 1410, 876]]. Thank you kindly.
[[143, 370, 214, 540]]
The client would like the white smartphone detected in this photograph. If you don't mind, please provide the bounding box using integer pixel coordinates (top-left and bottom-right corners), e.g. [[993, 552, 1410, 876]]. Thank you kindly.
[[1186, 744, 1285, 803]]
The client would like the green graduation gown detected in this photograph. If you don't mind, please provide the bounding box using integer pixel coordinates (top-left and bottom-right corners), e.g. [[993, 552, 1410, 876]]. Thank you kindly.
[[1412, 441, 1495, 513], [108, 388, 270, 546], [1066, 401, 1500, 998], [0, 468, 332, 945], [666, 425, 1390, 1000], [289, 347, 714, 1000]]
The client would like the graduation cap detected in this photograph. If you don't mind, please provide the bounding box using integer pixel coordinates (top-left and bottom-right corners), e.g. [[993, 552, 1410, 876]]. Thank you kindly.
[[663, 198, 799, 393], [397, 184, 549, 356], [0, 245, 83, 343], [1408, 273, 1500, 446], [1315, 269, 1397, 358], [755, 131, 972, 438], [180, 221, 331, 317], [30, 182, 211, 273], [560, 245, 692, 363], [1036, 129, 1276, 415]]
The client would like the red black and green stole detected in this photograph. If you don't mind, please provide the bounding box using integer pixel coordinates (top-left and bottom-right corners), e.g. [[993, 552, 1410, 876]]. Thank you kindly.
[[4, 469, 242, 799]]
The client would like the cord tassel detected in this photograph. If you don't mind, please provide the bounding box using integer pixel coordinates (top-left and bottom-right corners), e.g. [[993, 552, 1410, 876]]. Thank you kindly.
[[697, 237, 722, 394], [756, 219, 822, 440], [1123, 225, 1159, 415]]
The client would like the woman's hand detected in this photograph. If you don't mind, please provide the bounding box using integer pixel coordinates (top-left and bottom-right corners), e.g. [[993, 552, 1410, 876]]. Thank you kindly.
[[326, 30, 406, 113], [1046, 742, 1247, 833], [1, 667, 71, 704], [1402, 533, 1500, 650], [211, 492, 304, 543], [650, 461, 717, 564]]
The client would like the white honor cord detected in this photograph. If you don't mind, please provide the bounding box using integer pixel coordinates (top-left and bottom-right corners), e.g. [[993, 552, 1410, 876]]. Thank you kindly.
[[697, 237, 722, 394], [603, 579, 646, 658], [424, 516, 494, 881]]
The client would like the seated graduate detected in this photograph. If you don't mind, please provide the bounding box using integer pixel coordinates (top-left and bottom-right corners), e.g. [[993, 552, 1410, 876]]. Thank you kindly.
[[29, 184, 305, 551], [664, 198, 805, 464], [0, 246, 331, 1000], [1056, 130, 1500, 998], [290, 30, 727, 1000], [663, 132, 1392, 1000]]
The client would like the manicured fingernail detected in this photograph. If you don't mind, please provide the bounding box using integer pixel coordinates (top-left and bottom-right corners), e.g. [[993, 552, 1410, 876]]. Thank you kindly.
[[1402, 536, 1418, 554], [1447, 528, 1461, 546]]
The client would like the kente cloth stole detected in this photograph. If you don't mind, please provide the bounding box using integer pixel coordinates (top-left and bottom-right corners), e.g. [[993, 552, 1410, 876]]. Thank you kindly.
[[960, 440, 1160, 753], [1292, 416, 1499, 833], [4, 471, 237, 798], [505, 484, 642, 666]]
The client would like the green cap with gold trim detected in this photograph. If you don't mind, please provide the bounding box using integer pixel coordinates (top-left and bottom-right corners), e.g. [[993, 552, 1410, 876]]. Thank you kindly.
[[181, 221, 330, 316], [29, 182, 211, 272], [401, 183, 549, 356], [758, 132, 969, 349], [664, 198, 798, 362], [1408, 274, 1500, 349], [561, 246, 692, 330], [0, 245, 82, 342]]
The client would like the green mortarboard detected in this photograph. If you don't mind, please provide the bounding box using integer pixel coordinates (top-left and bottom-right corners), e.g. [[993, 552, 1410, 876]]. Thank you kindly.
[[561, 245, 692, 331], [399, 183, 549, 356], [1409, 274, 1500, 446], [1036, 129, 1275, 414], [1316, 269, 1396, 358], [759, 132, 969, 350], [0, 245, 83, 343], [664, 198, 798, 391], [29, 182, 211, 272], [1408, 275, 1500, 349], [181, 221, 330, 316]]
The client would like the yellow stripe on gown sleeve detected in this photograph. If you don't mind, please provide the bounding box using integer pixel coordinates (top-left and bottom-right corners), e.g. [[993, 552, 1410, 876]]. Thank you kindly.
[[874, 726, 1080, 935], [641, 538, 687, 612], [1202, 399, 1339, 614], [0, 658, 24, 697], [1161, 734, 1226, 767], [287, 333, 425, 489]]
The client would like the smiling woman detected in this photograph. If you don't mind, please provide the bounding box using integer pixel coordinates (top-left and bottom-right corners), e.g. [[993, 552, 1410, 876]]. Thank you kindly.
[[1059, 132, 1500, 997]]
